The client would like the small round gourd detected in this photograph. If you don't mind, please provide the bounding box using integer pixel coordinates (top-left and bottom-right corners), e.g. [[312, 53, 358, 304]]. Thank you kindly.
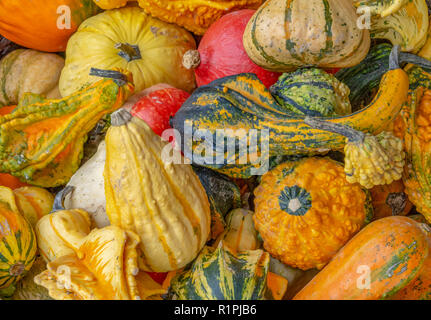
[[253, 157, 373, 270]]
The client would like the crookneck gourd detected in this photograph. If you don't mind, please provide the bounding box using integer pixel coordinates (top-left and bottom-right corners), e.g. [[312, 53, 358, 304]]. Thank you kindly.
[[171, 46, 413, 179], [104, 109, 211, 272], [59, 7, 196, 97], [0, 68, 134, 187], [253, 157, 373, 270], [243, 0, 371, 72], [304, 117, 405, 189], [293, 216, 430, 300], [170, 241, 270, 300], [0, 186, 37, 289]]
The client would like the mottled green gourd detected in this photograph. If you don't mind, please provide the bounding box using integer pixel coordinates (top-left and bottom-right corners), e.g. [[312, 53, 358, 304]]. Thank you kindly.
[[170, 242, 270, 300], [0, 68, 134, 187], [270, 68, 351, 117]]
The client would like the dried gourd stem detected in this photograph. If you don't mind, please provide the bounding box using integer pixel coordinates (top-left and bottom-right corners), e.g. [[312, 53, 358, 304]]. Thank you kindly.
[[304, 117, 365, 143], [115, 43, 142, 62], [389, 44, 431, 71], [386, 192, 407, 216], [52, 185, 75, 213], [111, 108, 133, 127], [182, 49, 201, 69], [89, 68, 128, 86]]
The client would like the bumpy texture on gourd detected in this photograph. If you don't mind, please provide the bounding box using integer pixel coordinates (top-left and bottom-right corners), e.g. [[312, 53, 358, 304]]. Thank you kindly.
[[0, 68, 134, 187], [0, 186, 37, 289], [270, 68, 352, 117], [253, 157, 373, 270], [170, 242, 270, 300], [243, 0, 371, 71], [104, 109, 211, 272]]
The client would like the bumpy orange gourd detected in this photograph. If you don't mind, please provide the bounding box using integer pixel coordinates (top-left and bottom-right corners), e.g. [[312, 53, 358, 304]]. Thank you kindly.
[[370, 180, 412, 220], [253, 157, 373, 270]]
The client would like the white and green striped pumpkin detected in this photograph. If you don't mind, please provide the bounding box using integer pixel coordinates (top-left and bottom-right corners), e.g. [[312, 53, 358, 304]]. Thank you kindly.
[[170, 242, 270, 300]]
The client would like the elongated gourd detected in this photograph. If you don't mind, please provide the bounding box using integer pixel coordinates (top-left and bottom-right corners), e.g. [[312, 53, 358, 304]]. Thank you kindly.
[[293, 216, 429, 300], [104, 109, 211, 272]]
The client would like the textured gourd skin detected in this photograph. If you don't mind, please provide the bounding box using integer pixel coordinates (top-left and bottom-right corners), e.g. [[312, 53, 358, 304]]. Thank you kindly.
[[369, 0, 429, 52], [0, 186, 36, 289], [170, 242, 270, 300], [60, 7, 196, 97], [104, 110, 211, 272], [0, 0, 100, 52], [243, 0, 371, 72], [0, 50, 64, 107], [13, 187, 54, 227], [293, 216, 429, 300], [172, 68, 409, 178], [0, 69, 134, 187], [354, 0, 408, 17], [253, 158, 373, 270]]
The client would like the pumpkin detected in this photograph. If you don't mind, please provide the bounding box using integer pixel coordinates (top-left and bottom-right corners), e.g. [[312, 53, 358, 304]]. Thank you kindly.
[[59, 7, 196, 98], [370, 180, 413, 220], [104, 109, 211, 272], [368, 0, 429, 53], [172, 46, 410, 179], [293, 216, 430, 300], [304, 117, 405, 189], [0, 68, 134, 188], [182, 9, 280, 88], [0, 186, 36, 289], [192, 165, 242, 240], [214, 208, 261, 253], [34, 224, 166, 300], [0, 49, 64, 107], [11, 256, 52, 300], [13, 187, 54, 227], [170, 241, 270, 300], [353, 0, 409, 17], [269, 68, 352, 117], [243, 0, 371, 72], [253, 157, 373, 270], [0, 0, 100, 52]]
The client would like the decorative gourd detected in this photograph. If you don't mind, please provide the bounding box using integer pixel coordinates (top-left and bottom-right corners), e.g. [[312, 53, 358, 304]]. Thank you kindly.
[[59, 7, 196, 98], [13, 187, 54, 227], [192, 166, 242, 240], [293, 216, 430, 300], [0, 68, 134, 187], [0, 186, 36, 289], [215, 208, 261, 253], [243, 0, 371, 72], [253, 157, 373, 270], [368, 0, 429, 52], [0, 49, 64, 107], [353, 0, 409, 17], [172, 46, 413, 179], [182, 9, 280, 88], [104, 109, 211, 272], [53, 142, 109, 229], [370, 180, 413, 220], [34, 225, 167, 300], [304, 117, 405, 189], [170, 241, 270, 300], [0, 0, 100, 52], [11, 256, 52, 300], [270, 68, 352, 117]]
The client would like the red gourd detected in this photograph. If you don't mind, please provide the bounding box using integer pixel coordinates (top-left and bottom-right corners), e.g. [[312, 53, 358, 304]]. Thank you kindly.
[[182, 9, 280, 88], [130, 87, 190, 136]]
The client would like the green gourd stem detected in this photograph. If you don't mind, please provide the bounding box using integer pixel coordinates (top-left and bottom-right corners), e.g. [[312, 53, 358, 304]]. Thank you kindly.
[[400, 52, 431, 72], [304, 117, 365, 143], [114, 43, 142, 62], [89, 68, 128, 86], [52, 185, 75, 212], [389, 45, 401, 70], [111, 108, 132, 127]]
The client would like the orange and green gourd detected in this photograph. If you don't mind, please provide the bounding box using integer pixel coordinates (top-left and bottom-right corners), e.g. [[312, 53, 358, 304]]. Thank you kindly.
[[0, 68, 134, 188], [253, 157, 373, 270]]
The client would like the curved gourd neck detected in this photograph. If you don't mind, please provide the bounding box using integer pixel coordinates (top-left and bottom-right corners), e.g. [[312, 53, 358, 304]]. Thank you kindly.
[[111, 108, 133, 127], [304, 117, 365, 143]]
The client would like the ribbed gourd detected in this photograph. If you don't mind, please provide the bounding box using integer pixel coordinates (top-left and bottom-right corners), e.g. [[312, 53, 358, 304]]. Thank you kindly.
[[305, 117, 405, 189], [243, 0, 371, 72], [0, 68, 134, 187], [270, 68, 352, 117], [104, 109, 211, 272], [253, 157, 373, 270], [170, 241, 270, 300], [0, 186, 36, 289]]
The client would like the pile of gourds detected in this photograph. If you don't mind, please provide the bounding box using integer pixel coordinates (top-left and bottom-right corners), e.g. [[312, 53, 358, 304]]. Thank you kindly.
[[1, 0, 431, 300]]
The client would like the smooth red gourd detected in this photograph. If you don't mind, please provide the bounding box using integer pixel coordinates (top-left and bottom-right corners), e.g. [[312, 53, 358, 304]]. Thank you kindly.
[[183, 9, 281, 88]]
